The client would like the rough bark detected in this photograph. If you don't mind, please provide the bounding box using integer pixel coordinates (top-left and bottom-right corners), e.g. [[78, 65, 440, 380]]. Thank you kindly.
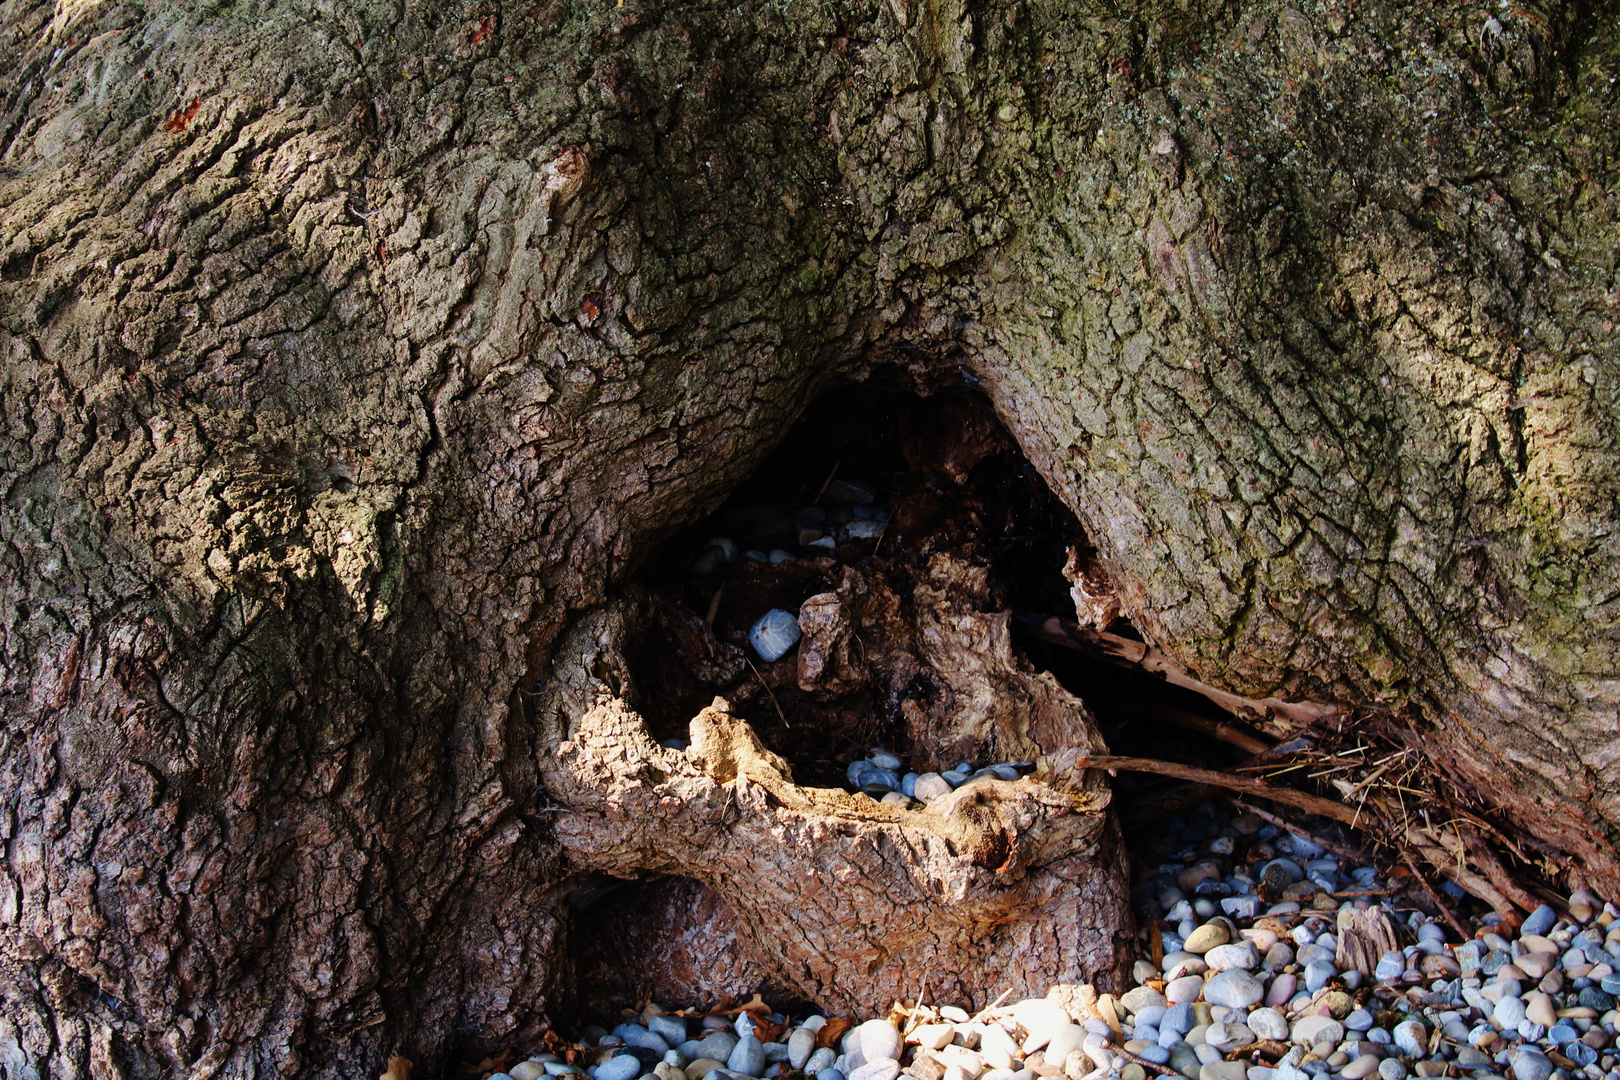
[[1, 0, 1618, 1074]]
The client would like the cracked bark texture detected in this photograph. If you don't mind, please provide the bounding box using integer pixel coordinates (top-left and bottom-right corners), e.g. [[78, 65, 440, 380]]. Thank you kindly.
[[0, 0, 1617, 1074]]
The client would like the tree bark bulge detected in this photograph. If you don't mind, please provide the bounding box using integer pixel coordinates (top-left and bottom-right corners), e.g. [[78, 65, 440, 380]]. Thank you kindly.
[[1, 0, 1617, 1074]]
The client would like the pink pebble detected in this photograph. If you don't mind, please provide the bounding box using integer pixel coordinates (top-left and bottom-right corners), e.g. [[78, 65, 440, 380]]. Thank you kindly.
[[1265, 973, 1297, 1007]]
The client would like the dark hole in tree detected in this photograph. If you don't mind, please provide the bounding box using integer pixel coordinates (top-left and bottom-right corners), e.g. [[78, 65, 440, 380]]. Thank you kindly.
[[628, 374, 1260, 834]]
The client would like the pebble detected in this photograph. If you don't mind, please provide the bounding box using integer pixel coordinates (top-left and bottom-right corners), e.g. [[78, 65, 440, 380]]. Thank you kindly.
[[855, 1020, 902, 1064], [1394, 1020, 1428, 1057], [1511, 1049, 1553, 1080], [749, 609, 801, 662], [599, 1057, 643, 1080], [1203, 970, 1264, 1009], [555, 808, 1620, 1080], [1184, 923, 1231, 954], [790, 1029, 818, 1069], [728, 1036, 765, 1077]]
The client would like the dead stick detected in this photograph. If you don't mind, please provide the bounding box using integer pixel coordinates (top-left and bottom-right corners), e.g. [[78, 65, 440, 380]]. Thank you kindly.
[[1019, 615, 1342, 733], [1113, 1046, 1180, 1077], [745, 658, 790, 728], [1075, 755, 1358, 825], [812, 462, 840, 505], [1119, 701, 1273, 755], [1397, 845, 1471, 943]]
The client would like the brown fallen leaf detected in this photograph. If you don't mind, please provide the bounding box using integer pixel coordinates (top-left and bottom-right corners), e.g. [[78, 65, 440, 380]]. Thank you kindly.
[[380, 1054, 413, 1080], [816, 1017, 852, 1049]]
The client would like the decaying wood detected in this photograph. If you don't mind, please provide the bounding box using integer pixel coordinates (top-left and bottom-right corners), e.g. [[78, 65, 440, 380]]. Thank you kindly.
[[1334, 907, 1403, 975], [1073, 755, 1360, 825], [534, 557, 1134, 1013], [1021, 618, 1342, 736]]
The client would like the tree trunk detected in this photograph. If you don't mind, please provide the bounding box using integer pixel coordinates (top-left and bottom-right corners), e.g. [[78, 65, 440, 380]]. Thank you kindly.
[[1, 0, 1617, 1074]]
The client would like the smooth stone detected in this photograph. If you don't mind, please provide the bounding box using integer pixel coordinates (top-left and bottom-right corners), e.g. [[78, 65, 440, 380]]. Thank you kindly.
[[1393, 1021, 1427, 1058], [850, 1062, 900, 1080], [1163, 1004, 1196, 1038], [1516, 953, 1557, 980], [1378, 1062, 1408, 1080], [1124, 987, 1169, 1014], [1167, 977, 1206, 1004], [1493, 998, 1527, 1030], [698, 1036, 740, 1061], [1521, 906, 1558, 939], [1345, 1011, 1375, 1033], [1524, 992, 1557, 1028], [1168, 1044, 1204, 1079], [1292, 1017, 1344, 1047], [912, 1026, 955, 1054], [1044, 1025, 1086, 1064], [600, 1059, 644, 1080], [749, 609, 802, 662], [803, 1051, 837, 1077], [1375, 951, 1407, 981], [1205, 971, 1265, 1009], [868, 750, 903, 771], [1249, 1009, 1289, 1042], [790, 1030, 818, 1069], [1206, 943, 1261, 972], [729, 1036, 766, 1077], [1185, 924, 1233, 954], [627, 1031, 675, 1055], [1266, 975, 1298, 1008], [515, 1066, 548, 1080], [816, 1071, 847, 1080], [912, 773, 952, 801], [1138, 1046, 1172, 1065], [652, 1018, 691, 1046], [1200, 1061, 1248, 1080], [1343, 1057, 1381, 1079], [1304, 961, 1337, 993], [1012, 999, 1074, 1048], [978, 1027, 1019, 1070], [1454, 1048, 1492, 1069], [1509, 1049, 1553, 1080]]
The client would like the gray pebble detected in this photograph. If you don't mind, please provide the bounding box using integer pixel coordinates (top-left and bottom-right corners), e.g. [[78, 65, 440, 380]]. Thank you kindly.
[[1494, 997, 1527, 1030], [789, 1030, 817, 1070], [1203, 970, 1265, 1009], [1376, 952, 1407, 981], [915, 774, 952, 801], [598, 1057, 642, 1080], [1393, 1020, 1427, 1058], [729, 1035, 765, 1077], [805, 1051, 837, 1076], [854, 1020, 901, 1064], [816, 1071, 846, 1080], [1377, 1061, 1408, 1080], [849, 1062, 899, 1080], [1511, 1049, 1553, 1080], [750, 610, 801, 662], [1521, 906, 1557, 939], [1304, 960, 1336, 992]]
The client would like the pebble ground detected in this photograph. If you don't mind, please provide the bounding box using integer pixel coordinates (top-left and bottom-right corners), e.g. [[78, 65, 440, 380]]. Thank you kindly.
[[486, 801, 1619, 1080]]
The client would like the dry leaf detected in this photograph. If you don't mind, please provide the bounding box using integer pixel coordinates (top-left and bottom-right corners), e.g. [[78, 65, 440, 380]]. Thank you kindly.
[[816, 1017, 852, 1049]]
